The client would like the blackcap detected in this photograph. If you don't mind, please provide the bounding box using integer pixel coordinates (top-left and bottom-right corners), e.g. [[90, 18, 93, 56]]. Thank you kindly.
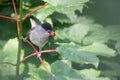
[[28, 18, 55, 55]]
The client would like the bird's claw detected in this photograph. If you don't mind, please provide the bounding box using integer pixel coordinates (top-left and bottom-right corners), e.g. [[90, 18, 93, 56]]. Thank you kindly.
[[37, 53, 41, 57], [23, 37, 28, 42]]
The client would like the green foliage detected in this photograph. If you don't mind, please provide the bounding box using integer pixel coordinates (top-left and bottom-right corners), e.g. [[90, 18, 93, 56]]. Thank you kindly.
[[80, 43, 116, 57], [57, 43, 99, 67], [0, 0, 120, 80], [22, 60, 85, 80], [80, 69, 110, 80], [0, 38, 18, 78], [83, 25, 120, 45], [56, 23, 89, 43]]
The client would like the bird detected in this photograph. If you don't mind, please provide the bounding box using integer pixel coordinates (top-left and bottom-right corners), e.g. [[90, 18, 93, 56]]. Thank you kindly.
[[28, 18, 55, 56]]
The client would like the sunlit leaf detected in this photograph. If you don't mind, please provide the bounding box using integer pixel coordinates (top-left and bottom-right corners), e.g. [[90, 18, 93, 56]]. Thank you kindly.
[[83, 25, 120, 45], [33, 5, 56, 21], [80, 43, 116, 57], [68, 23, 89, 43], [57, 44, 99, 67], [0, 38, 18, 76], [43, 0, 89, 6], [56, 23, 89, 43], [80, 69, 111, 80], [30, 0, 89, 22]]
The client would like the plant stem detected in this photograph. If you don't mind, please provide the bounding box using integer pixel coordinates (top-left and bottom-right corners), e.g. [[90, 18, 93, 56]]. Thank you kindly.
[[16, 0, 23, 79], [16, 23, 22, 79]]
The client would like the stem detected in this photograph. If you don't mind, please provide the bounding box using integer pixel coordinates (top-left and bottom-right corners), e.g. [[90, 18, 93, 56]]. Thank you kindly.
[[16, 23, 22, 79], [15, 0, 23, 79]]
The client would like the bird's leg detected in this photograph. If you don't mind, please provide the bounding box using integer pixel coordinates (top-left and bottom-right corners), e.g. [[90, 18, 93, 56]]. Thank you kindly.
[[23, 36, 28, 42], [37, 48, 42, 57]]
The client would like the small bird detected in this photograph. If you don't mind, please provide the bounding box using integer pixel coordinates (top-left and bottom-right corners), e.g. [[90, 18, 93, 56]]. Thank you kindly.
[[28, 18, 55, 56]]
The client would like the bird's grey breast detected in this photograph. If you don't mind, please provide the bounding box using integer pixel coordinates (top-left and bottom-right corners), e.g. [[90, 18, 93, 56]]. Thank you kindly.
[[29, 26, 49, 48]]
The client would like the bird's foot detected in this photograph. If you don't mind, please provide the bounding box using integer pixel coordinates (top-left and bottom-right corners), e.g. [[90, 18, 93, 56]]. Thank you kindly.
[[37, 52, 42, 57], [23, 37, 28, 42]]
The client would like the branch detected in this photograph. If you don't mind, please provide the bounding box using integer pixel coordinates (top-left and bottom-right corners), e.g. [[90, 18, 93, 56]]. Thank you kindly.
[[22, 37, 49, 71], [42, 50, 57, 53], [0, 15, 16, 21], [36, 51, 49, 71], [22, 36, 37, 52], [20, 53, 36, 62], [23, 3, 49, 20], [12, 0, 20, 33], [12, 0, 18, 20], [20, 49, 57, 62]]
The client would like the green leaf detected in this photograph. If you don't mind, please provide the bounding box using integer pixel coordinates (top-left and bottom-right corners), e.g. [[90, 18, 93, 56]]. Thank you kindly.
[[83, 25, 120, 45], [43, 0, 89, 7], [0, 38, 18, 76], [57, 44, 99, 67], [51, 60, 85, 80], [80, 69, 111, 80], [51, 12, 71, 23], [25, 63, 53, 80], [80, 68, 101, 77], [68, 23, 89, 43], [31, 0, 89, 22], [56, 23, 89, 43], [83, 27, 109, 45], [33, 5, 56, 21], [80, 43, 116, 57], [24, 60, 85, 80]]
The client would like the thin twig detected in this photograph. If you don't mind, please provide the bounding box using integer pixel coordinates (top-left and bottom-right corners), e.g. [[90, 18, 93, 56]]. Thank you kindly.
[[38, 55, 49, 71], [0, 15, 16, 21], [12, 0, 20, 33], [36, 51, 49, 71], [20, 53, 36, 62], [41, 50, 57, 53], [0, 62, 16, 66], [12, 0, 18, 20], [22, 36, 37, 52], [22, 37, 49, 71], [20, 49, 57, 62], [23, 3, 49, 20]]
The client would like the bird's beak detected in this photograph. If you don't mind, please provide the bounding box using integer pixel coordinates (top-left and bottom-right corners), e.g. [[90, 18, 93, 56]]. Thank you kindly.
[[49, 31, 56, 37]]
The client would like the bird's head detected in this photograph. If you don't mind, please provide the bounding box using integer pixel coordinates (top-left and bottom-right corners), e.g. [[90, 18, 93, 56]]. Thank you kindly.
[[41, 22, 56, 37]]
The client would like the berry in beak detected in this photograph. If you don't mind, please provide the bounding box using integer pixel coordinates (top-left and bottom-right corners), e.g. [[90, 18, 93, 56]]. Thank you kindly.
[[49, 31, 56, 37]]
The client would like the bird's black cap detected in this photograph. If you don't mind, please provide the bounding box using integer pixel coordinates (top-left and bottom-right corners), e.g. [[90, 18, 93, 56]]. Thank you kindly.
[[41, 22, 53, 31]]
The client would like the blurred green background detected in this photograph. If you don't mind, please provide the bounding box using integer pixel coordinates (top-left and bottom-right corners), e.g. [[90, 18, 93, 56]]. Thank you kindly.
[[0, 0, 120, 80], [84, 0, 120, 25]]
